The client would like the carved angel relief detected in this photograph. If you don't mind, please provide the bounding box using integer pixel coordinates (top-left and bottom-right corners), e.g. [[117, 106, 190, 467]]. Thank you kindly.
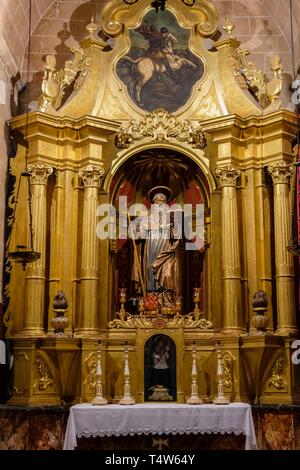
[[38, 48, 91, 112]]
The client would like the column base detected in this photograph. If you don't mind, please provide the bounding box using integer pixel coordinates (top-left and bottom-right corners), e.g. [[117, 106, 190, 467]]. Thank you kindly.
[[74, 329, 101, 338], [17, 328, 46, 338], [221, 327, 245, 336], [275, 327, 298, 337]]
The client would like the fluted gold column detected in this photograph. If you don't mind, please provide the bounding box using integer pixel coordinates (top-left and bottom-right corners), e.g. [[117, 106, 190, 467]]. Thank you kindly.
[[77, 165, 104, 337], [268, 162, 297, 336], [23, 163, 53, 336], [216, 165, 242, 333]]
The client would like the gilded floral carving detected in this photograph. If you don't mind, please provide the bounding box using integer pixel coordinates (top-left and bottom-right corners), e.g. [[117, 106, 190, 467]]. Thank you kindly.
[[34, 357, 54, 391], [115, 109, 206, 150], [108, 313, 213, 329], [84, 352, 97, 392], [268, 357, 287, 391]]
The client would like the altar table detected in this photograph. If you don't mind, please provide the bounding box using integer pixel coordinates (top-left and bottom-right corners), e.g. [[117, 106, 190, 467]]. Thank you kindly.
[[63, 403, 257, 450]]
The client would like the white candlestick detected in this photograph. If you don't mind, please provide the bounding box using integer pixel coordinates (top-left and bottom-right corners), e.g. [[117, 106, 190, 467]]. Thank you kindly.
[[187, 344, 203, 405], [213, 342, 229, 405], [92, 342, 108, 406], [119, 343, 136, 405]]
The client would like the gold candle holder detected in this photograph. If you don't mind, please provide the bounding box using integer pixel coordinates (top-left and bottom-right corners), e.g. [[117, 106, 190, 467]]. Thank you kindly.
[[118, 288, 127, 321], [193, 288, 201, 320], [138, 297, 144, 316], [176, 296, 182, 315]]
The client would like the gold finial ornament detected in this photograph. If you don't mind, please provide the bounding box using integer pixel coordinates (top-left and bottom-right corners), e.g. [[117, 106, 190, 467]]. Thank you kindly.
[[223, 15, 235, 38], [251, 290, 270, 335], [86, 17, 99, 38], [50, 291, 70, 337]]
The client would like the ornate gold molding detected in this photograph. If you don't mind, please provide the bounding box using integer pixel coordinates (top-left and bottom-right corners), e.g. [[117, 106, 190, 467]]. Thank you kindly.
[[115, 109, 207, 150], [234, 49, 283, 113], [267, 161, 293, 185], [79, 165, 105, 188], [84, 352, 97, 392], [27, 164, 53, 185], [38, 49, 91, 112], [268, 356, 287, 391], [215, 164, 241, 187], [222, 351, 236, 391], [34, 357, 54, 391], [108, 313, 213, 329], [100, 0, 218, 39]]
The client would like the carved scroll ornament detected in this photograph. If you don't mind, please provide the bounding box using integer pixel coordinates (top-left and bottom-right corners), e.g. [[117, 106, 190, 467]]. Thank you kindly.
[[234, 49, 283, 113], [108, 313, 213, 329], [268, 356, 287, 391], [38, 48, 91, 112], [115, 109, 207, 150], [34, 357, 54, 391]]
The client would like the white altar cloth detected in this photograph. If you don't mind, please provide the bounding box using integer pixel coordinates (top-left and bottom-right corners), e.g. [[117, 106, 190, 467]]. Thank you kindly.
[[63, 403, 257, 450]]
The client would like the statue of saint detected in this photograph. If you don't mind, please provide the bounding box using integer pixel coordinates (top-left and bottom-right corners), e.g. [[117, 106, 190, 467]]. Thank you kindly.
[[131, 186, 180, 307]]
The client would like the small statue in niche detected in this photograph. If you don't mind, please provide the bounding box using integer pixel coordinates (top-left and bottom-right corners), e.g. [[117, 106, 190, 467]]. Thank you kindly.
[[145, 334, 176, 401]]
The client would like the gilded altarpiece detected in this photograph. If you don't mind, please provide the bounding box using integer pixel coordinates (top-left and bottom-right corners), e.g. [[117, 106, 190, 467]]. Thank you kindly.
[[3, 0, 300, 406]]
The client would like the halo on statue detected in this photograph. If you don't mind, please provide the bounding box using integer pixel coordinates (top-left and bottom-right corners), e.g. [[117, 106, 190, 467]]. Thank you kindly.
[[148, 186, 173, 203]]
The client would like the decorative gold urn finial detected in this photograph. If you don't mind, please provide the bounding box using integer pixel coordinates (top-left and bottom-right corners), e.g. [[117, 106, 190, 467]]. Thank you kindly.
[[50, 291, 70, 337], [86, 16, 98, 38], [223, 15, 235, 38]]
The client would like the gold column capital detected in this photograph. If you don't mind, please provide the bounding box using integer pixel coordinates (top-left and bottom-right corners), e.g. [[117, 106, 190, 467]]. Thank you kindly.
[[267, 161, 293, 185], [215, 164, 241, 187], [27, 164, 53, 185], [79, 165, 105, 188]]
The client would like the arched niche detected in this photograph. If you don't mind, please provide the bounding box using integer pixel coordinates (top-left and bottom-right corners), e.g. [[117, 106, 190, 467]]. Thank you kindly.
[[144, 333, 176, 402], [108, 147, 211, 316]]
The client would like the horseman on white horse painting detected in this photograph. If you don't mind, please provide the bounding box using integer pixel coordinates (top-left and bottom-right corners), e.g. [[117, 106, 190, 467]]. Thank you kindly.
[[116, 9, 204, 112], [122, 22, 197, 104]]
